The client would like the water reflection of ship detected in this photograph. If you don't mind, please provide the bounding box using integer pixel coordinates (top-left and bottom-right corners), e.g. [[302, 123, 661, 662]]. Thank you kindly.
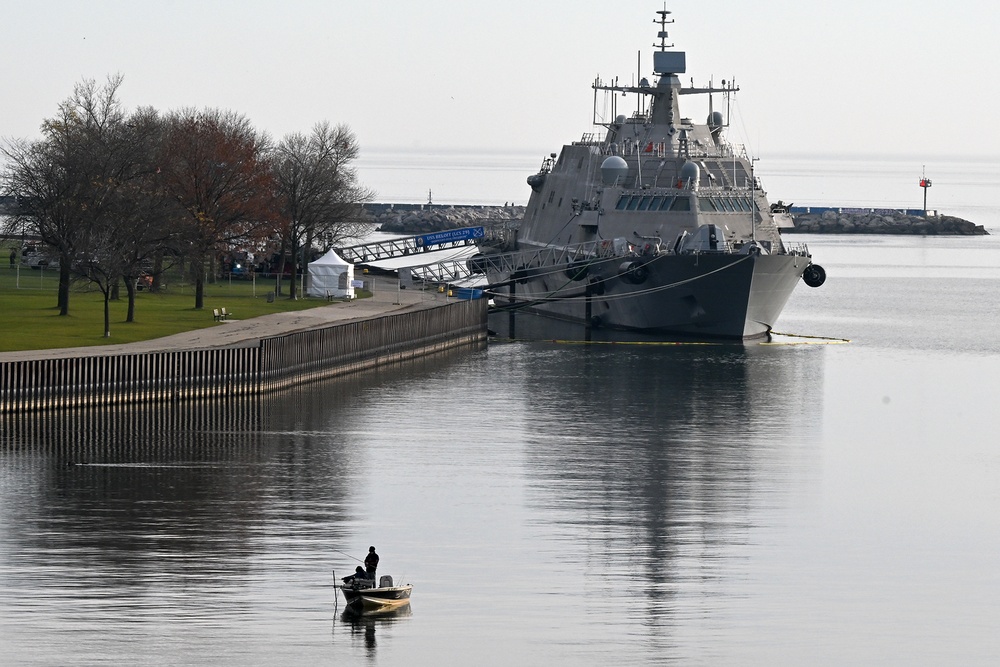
[[503, 338, 826, 617]]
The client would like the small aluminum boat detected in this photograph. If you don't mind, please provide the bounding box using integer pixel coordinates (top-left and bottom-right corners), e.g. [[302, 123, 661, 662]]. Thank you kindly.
[[337, 572, 413, 612]]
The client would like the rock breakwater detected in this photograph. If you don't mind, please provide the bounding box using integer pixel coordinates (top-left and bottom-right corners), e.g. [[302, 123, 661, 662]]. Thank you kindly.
[[365, 204, 525, 235], [361, 202, 988, 237], [786, 209, 987, 235]]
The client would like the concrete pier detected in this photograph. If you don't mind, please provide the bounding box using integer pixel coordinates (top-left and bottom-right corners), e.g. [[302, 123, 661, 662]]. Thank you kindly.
[[0, 276, 488, 413]]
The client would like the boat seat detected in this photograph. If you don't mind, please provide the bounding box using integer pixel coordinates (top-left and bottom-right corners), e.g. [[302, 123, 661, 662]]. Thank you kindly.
[[379, 575, 393, 588]]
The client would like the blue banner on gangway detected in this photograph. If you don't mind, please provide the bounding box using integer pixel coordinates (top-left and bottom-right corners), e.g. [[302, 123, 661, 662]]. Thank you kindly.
[[415, 227, 485, 247]]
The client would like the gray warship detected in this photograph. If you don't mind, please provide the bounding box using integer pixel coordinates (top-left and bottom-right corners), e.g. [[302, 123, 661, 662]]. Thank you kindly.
[[479, 8, 825, 340]]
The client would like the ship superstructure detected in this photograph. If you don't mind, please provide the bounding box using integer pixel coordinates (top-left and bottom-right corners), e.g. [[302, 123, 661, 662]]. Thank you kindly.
[[482, 8, 825, 339]]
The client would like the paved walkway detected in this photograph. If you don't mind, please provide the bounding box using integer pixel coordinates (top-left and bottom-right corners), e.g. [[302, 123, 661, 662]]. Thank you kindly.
[[0, 277, 449, 362]]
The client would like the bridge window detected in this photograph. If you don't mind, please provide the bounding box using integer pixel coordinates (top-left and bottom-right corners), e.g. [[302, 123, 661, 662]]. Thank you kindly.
[[699, 198, 718, 212], [650, 196, 664, 210], [616, 195, 629, 210], [659, 196, 675, 210], [637, 196, 652, 211], [670, 197, 691, 211]]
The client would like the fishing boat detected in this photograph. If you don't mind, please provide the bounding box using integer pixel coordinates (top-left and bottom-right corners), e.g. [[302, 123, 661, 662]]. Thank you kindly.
[[477, 7, 825, 339], [338, 573, 413, 612]]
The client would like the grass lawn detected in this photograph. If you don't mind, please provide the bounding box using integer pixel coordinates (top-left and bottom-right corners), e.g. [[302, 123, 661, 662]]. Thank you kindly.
[[0, 262, 365, 353]]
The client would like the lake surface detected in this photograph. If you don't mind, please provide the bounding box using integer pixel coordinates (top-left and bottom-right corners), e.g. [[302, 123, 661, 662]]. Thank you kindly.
[[3, 231, 1000, 665], [4, 149, 1000, 664]]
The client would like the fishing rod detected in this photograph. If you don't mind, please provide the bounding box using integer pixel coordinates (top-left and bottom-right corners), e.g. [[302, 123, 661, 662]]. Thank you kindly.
[[332, 548, 364, 565]]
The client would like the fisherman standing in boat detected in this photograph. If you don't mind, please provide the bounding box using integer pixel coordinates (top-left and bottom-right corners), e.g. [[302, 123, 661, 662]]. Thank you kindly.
[[364, 546, 379, 580]]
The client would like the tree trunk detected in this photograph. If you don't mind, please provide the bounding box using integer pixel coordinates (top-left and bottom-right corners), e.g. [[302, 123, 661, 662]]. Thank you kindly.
[[110, 280, 120, 301], [150, 252, 164, 293], [125, 279, 137, 322], [195, 276, 205, 310], [303, 231, 314, 300], [194, 258, 205, 310], [103, 291, 111, 338], [289, 240, 298, 300], [58, 260, 72, 316], [275, 254, 286, 296]]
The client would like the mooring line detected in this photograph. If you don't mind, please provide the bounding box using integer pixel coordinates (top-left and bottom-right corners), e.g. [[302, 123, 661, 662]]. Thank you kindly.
[[765, 331, 852, 345]]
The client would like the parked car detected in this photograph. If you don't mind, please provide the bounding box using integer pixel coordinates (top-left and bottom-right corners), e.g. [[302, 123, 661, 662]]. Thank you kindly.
[[21, 248, 57, 269]]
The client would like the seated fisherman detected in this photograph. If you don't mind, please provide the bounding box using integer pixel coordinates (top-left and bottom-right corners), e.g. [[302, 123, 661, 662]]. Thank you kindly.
[[341, 566, 367, 584]]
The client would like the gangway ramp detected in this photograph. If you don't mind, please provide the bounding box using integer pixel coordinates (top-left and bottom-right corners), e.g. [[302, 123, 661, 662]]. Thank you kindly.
[[336, 227, 485, 265], [336, 229, 631, 290], [403, 238, 631, 290]]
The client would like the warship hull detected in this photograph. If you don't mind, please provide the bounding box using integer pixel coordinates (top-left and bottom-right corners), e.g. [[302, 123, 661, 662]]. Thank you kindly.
[[491, 250, 808, 340]]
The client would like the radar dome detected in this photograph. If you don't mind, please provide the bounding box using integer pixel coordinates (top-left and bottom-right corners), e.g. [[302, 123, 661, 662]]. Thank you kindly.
[[679, 160, 700, 190], [601, 156, 629, 185]]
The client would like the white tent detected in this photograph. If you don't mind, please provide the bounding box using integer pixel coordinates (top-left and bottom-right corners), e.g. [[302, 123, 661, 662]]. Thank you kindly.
[[307, 250, 355, 299]]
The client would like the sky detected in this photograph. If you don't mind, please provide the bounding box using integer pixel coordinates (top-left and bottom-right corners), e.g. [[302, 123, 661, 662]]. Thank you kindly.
[[2, 0, 998, 198]]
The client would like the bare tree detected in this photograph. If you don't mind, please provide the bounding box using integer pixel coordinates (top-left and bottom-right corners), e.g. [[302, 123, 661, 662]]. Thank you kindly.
[[3, 82, 375, 325], [69, 104, 173, 328], [0, 75, 153, 319], [112, 106, 178, 322], [74, 227, 129, 337], [1, 136, 84, 309], [272, 122, 373, 298], [158, 108, 276, 310]]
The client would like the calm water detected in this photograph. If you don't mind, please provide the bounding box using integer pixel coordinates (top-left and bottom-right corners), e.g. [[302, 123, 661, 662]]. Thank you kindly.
[[3, 233, 1000, 665], [3, 152, 1000, 664]]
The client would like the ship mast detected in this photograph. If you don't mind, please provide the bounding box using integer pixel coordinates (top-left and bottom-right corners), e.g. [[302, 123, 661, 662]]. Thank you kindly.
[[654, 6, 674, 51]]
